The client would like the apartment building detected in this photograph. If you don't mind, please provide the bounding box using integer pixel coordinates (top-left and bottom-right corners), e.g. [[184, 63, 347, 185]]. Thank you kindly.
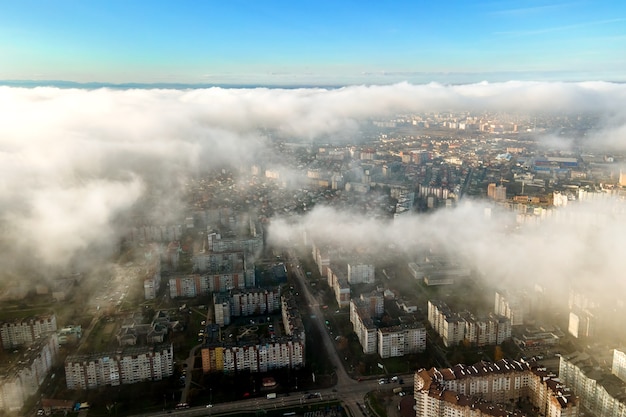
[[230, 288, 281, 317], [612, 348, 626, 383], [428, 300, 464, 347], [206, 224, 263, 260], [360, 291, 384, 317], [326, 264, 351, 308], [333, 277, 351, 308], [311, 244, 331, 278], [559, 352, 626, 417], [143, 266, 161, 300], [1, 314, 58, 350], [326, 263, 340, 288], [212, 288, 281, 327], [64, 344, 174, 390], [213, 293, 231, 327], [414, 359, 579, 417], [128, 225, 182, 243], [347, 262, 375, 284], [0, 334, 59, 412], [377, 324, 426, 359], [494, 290, 529, 326], [464, 313, 512, 346], [350, 299, 378, 354], [192, 250, 254, 285], [143, 273, 159, 300], [428, 301, 511, 348], [201, 292, 305, 373], [202, 339, 305, 373], [169, 270, 251, 298]]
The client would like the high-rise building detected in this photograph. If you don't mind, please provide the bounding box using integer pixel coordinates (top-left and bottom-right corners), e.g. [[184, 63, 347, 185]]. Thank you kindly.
[[612, 349, 626, 384], [350, 299, 377, 354], [377, 324, 425, 358], [64, 344, 174, 390], [0, 314, 58, 350], [415, 359, 579, 417], [560, 352, 626, 417], [0, 335, 59, 412], [494, 290, 529, 326], [429, 300, 511, 347], [201, 292, 305, 373]]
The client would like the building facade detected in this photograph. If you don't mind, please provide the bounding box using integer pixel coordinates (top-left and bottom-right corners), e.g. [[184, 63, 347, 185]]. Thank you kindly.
[[559, 352, 626, 417], [414, 359, 579, 417], [378, 324, 426, 359], [612, 349, 626, 383], [347, 263, 375, 284], [0, 335, 59, 412], [350, 299, 377, 354], [429, 301, 511, 348], [1, 314, 58, 350], [64, 344, 174, 390]]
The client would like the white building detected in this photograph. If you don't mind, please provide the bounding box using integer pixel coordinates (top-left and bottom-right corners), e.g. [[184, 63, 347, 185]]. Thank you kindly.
[[143, 268, 161, 300], [494, 290, 529, 326], [333, 277, 351, 308], [429, 301, 510, 348], [1, 314, 58, 350], [612, 349, 626, 383], [230, 288, 280, 317], [377, 324, 425, 359], [350, 299, 377, 354], [311, 244, 331, 278], [213, 293, 231, 327], [0, 335, 59, 412], [142, 246, 161, 300], [347, 263, 375, 284], [560, 352, 626, 417], [414, 359, 579, 417], [64, 344, 174, 390]]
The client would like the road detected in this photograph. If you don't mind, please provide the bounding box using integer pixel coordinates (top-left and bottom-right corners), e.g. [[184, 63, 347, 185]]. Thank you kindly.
[[133, 379, 410, 417], [180, 343, 203, 405], [285, 249, 373, 415]]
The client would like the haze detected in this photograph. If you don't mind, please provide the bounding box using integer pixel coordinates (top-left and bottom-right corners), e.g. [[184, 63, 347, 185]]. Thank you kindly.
[[0, 82, 625, 296]]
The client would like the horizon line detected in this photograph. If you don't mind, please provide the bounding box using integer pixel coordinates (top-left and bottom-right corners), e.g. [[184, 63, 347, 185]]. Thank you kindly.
[[1, 78, 625, 90]]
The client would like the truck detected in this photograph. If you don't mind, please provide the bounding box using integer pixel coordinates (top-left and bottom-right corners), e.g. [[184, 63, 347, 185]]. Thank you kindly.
[[266, 393, 277, 399], [393, 387, 403, 395]]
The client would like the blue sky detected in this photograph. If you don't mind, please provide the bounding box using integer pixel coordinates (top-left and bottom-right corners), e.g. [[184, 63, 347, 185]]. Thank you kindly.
[[1, 0, 625, 85]]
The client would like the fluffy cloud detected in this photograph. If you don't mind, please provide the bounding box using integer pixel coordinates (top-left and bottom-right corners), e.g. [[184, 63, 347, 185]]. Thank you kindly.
[[0, 81, 625, 278]]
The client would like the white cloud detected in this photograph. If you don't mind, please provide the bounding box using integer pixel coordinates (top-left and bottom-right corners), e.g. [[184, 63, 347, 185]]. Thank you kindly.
[[0, 81, 625, 277]]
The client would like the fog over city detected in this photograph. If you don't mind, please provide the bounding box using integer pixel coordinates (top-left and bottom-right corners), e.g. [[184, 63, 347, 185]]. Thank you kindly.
[[1, 80, 626, 303]]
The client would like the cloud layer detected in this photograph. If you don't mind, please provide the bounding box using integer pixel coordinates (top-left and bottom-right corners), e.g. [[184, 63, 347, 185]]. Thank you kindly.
[[1, 81, 626, 280]]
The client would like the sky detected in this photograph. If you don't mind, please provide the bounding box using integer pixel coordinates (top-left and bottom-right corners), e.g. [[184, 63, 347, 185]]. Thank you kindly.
[[1, 0, 625, 85]]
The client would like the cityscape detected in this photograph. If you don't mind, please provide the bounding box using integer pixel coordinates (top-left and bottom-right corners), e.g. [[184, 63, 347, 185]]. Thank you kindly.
[[1, 1, 626, 417], [2, 97, 626, 417]]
